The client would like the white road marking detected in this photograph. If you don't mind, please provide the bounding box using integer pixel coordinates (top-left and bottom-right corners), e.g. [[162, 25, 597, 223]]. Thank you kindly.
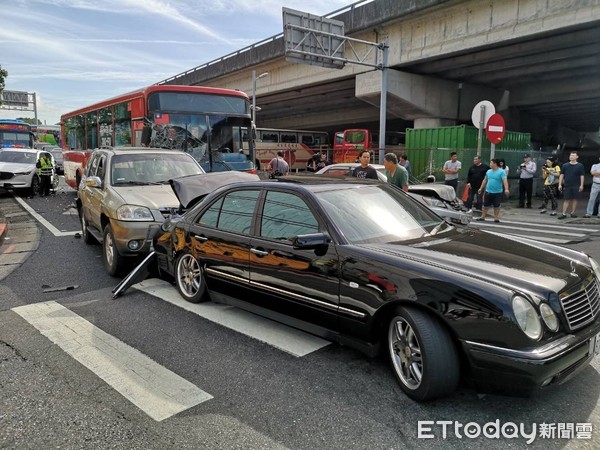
[[12, 301, 212, 421], [13, 195, 79, 236], [133, 278, 331, 357]]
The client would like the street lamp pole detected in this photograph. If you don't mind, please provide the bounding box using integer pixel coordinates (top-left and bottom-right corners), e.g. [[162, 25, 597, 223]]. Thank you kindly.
[[251, 70, 269, 124]]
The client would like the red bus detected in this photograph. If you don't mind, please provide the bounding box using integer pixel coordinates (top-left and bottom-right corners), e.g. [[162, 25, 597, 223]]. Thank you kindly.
[[332, 128, 404, 163], [61, 85, 255, 189]]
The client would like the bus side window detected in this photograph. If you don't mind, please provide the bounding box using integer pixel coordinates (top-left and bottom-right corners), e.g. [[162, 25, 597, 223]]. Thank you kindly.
[[281, 133, 297, 143], [301, 135, 314, 146]]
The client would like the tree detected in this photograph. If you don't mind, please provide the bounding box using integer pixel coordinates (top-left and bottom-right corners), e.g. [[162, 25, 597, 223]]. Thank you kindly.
[[17, 117, 41, 125], [0, 66, 7, 107]]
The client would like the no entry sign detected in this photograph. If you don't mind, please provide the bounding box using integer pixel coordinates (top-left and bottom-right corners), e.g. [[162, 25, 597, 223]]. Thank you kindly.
[[486, 113, 506, 144]]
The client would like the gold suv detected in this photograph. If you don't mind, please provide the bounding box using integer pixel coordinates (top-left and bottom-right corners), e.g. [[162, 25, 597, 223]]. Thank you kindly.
[[77, 147, 204, 276]]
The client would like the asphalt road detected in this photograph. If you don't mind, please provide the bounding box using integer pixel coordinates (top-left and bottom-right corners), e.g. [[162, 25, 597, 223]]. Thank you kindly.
[[1, 180, 600, 449]]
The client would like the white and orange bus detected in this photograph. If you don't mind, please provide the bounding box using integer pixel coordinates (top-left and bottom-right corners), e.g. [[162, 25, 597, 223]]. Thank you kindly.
[[61, 85, 256, 189], [250, 127, 330, 171]]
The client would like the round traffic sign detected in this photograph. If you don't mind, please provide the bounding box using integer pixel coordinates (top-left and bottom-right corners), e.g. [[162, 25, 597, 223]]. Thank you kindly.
[[486, 113, 506, 144], [471, 100, 495, 129]]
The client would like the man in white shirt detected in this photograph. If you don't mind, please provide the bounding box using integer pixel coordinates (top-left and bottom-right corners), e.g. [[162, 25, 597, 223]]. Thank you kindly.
[[442, 152, 461, 193], [584, 156, 600, 218], [518, 153, 537, 208]]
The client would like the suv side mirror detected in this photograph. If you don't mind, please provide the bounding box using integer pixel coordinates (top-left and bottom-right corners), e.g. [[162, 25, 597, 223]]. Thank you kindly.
[[85, 176, 103, 189]]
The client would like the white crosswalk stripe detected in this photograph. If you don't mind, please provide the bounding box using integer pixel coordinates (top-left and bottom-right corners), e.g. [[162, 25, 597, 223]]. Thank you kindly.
[[133, 278, 331, 357], [470, 218, 599, 244], [12, 301, 213, 422]]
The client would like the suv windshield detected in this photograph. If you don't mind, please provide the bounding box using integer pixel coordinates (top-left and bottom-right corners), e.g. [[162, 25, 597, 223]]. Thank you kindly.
[[111, 153, 203, 185]]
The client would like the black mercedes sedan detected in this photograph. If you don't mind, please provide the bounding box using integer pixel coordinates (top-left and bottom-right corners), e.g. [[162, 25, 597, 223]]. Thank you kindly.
[[153, 176, 600, 401]]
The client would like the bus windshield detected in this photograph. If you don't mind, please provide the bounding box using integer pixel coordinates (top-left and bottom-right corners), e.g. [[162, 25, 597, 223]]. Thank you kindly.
[[148, 113, 253, 172], [147, 92, 253, 172]]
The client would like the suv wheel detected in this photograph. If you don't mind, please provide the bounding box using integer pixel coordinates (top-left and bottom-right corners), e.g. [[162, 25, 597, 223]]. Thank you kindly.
[[29, 176, 40, 197], [79, 209, 94, 244], [103, 224, 123, 276]]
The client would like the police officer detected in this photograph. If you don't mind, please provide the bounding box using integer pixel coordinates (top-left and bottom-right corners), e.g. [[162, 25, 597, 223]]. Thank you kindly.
[[37, 152, 53, 197]]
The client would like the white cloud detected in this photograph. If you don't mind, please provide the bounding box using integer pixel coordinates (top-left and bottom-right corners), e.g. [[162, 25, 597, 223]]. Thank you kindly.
[[1, 0, 365, 125]]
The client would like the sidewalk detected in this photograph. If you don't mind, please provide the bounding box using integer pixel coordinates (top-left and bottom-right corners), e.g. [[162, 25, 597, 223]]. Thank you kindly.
[[0, 194, 9, 245], [487, 193, 600, 225], [0, 193, 41, 281]]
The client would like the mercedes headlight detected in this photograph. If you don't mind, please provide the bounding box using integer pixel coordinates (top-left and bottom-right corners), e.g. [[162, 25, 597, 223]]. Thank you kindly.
[[512, 296, 542, 340], [116, 205, 153, 221], [539, 303, 559, 332], [589, 257, 600, 280]]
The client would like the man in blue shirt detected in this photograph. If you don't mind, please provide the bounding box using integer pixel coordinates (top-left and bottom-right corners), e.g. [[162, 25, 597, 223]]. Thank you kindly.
[[476, 158, 510, 223]]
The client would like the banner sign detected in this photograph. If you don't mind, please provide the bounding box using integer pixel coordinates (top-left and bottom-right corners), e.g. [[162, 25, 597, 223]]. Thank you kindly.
[[1, 90, 29, 107]]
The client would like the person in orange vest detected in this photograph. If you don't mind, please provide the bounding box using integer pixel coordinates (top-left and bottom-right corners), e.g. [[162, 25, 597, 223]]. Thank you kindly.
[[37, 152, 53, 197]]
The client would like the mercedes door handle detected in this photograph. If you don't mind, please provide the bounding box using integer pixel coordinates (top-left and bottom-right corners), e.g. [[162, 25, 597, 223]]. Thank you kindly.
[[250, 248, 269, 257], [193, 235, 208, 242]]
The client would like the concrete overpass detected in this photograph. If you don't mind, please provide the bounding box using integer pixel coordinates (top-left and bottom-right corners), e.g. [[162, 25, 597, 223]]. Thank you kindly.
[[158, 0, 600, 148]]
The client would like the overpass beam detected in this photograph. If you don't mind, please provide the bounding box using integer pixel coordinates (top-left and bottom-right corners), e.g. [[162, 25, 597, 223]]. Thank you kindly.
[[355, 69, 504, 126]]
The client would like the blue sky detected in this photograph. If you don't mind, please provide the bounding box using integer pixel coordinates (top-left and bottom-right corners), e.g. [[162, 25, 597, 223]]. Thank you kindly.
[[0, 0, 354, 125]]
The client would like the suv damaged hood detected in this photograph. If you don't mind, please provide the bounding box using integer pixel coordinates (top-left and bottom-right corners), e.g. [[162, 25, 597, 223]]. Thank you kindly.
[[170, 172, 261, 209], [113, 184, 179, 209]]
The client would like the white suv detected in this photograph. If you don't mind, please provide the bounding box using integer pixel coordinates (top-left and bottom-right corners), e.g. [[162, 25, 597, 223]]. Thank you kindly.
[[0, 149, 59, 196]]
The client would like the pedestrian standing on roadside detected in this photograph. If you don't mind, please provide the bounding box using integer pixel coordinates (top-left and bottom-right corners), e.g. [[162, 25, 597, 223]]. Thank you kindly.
[[476, 158, 509, 223], [558, 151, 585, 219], [539, 157, 560, 215], [314, 152, 331, 171], [584, 155, 600, 218], [518, 153, 536, 208], [498, 159, 509, 176], [383, 153, 409, 192], [464, 155, 490, 213], [267, 150, 289, 178], [352, 150, 378, 179], [399, 154, 412, 177], [442, 152, 461, 193]]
